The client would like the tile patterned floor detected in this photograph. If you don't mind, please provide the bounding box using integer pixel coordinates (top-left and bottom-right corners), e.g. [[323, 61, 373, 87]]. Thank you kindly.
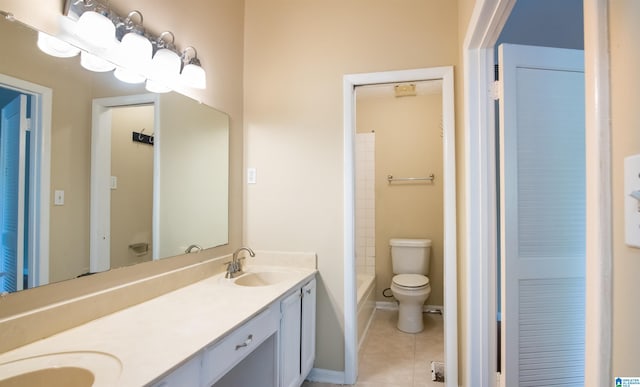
[[303, 309, 444, 387]]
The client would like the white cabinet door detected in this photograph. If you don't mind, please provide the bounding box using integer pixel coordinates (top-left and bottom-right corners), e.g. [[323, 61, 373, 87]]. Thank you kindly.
[[280, 288, 302, 387], [300, 278, 316, 381], [280, 277, 317, 387]]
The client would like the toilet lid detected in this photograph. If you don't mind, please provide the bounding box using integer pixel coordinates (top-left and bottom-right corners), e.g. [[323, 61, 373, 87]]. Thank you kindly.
[[393, 274, 429, 288]]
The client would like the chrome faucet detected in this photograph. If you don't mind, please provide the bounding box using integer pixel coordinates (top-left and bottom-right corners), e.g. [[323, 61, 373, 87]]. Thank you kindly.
[[185, 244, 203, 253], [225, 247, 255, 278]]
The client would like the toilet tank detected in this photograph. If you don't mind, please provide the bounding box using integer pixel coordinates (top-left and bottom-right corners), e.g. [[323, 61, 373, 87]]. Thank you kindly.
[[390, 238, 431, 275]]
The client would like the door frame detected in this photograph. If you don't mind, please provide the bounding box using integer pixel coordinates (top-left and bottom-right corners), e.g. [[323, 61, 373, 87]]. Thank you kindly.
[[463, 1, 611, 386], [89, 93, 159, 273], [342, 66, 457, 386], [0, 74, 52, 289]]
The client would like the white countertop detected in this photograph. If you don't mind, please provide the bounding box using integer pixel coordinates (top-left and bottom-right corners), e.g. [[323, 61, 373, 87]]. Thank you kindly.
[[0, 264, 317, 386]]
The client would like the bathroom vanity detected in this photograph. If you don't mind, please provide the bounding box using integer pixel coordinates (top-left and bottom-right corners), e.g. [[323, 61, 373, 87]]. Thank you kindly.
[[0, 255, 317, 387], [152, 274, 317, 387]]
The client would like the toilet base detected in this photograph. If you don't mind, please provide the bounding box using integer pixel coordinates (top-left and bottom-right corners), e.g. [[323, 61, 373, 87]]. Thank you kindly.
[[397, 302, 424, 333]]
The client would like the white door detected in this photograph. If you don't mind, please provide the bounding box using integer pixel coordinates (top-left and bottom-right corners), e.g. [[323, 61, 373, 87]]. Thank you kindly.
[[0, 95, 28, 292], [498, 44, 585, 387]]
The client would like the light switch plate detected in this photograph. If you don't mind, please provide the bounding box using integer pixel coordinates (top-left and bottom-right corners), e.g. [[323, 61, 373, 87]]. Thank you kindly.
[[247, 168, 257, 184], [624, 155, 640, 248], [54, 190, 64, 206]]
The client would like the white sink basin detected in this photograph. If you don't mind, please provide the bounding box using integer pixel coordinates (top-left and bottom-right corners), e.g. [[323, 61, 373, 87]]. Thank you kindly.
[[233, 271, 293, 287], [0, 366, 94, 387], [0, 351, 121, 387]]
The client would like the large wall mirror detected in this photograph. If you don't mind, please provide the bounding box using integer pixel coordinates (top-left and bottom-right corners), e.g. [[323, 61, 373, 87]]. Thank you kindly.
[[0, 15, 229, 294]]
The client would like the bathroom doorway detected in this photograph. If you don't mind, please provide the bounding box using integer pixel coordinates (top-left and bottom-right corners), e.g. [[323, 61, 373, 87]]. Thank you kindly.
[[354, 79, 445, 311], [352, 78, 446, 384], [0, 75, 51, 292], [343, 67, 456, 386], [464, 0, 610, 385], [90, 94, 158, 274]]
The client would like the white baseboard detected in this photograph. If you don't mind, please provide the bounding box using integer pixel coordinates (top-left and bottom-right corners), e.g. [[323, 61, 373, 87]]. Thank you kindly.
[[375, 301, 444, 313], [306, 368, 345, 384]]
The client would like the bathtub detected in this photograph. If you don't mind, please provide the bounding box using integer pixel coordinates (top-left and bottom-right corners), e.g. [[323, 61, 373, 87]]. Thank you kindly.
[[356, 273, 376, 350]]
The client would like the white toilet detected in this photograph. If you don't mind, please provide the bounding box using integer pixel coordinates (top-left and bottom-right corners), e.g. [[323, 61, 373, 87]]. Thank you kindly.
[[390, 238, 432, 333]]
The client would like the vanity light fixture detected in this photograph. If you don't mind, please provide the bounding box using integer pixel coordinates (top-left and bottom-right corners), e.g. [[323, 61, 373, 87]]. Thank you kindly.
[[181, 47, 207, 89], [31, 0, 210, 92], [37, 31, 80, 58]]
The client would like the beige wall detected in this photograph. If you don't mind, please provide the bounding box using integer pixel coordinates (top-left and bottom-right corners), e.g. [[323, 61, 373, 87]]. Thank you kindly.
[[244, 0, 459, 371], [610, 0, 640, 376], [356, 93, 444, 306], [110, 105, 154, 268]]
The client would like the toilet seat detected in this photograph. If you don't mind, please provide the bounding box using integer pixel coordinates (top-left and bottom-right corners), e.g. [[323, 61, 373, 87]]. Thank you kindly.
[[392, 274, 429, 289]]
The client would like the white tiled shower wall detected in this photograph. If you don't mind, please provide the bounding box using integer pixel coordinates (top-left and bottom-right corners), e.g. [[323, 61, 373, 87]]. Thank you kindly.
[[355, 133, 376, 276]]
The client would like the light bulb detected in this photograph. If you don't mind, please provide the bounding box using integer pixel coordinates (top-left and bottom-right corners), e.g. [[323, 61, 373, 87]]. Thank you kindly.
[[37, 32, 80, 58], [149, 48, 180, 84], [145, 79, 171, 93], [80, 51, 115, 72], [114, 67, 145, 84], [113, 32, 151, 84], [76, 10, 116, 49], [181, 63, 206, 89], [118, 32, 152, 66]]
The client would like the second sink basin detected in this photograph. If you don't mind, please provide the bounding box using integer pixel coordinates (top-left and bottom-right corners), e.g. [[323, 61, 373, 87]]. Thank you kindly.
[[0, 351, 122, 387], [233, 271, 293, 287], [0, 366, 94, 387]]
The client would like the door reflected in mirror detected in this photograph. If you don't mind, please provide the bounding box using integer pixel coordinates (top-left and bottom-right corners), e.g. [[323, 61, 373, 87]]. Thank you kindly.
[[0, 15, 229, 294]]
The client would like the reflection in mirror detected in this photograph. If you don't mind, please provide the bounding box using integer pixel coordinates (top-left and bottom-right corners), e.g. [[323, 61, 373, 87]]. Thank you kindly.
[[0, 15, 229, 294]]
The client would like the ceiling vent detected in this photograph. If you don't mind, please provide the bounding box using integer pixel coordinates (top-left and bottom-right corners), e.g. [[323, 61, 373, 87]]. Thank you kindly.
[[394, 83, 417, 97]]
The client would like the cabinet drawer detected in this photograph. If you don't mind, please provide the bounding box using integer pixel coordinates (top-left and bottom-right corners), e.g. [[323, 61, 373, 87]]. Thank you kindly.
[[202, 304, 279, 386]]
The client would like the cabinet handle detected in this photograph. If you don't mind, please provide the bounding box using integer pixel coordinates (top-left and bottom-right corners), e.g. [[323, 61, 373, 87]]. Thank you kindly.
[[235, 334, 253, 350], [305, 288, 312, 295]]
